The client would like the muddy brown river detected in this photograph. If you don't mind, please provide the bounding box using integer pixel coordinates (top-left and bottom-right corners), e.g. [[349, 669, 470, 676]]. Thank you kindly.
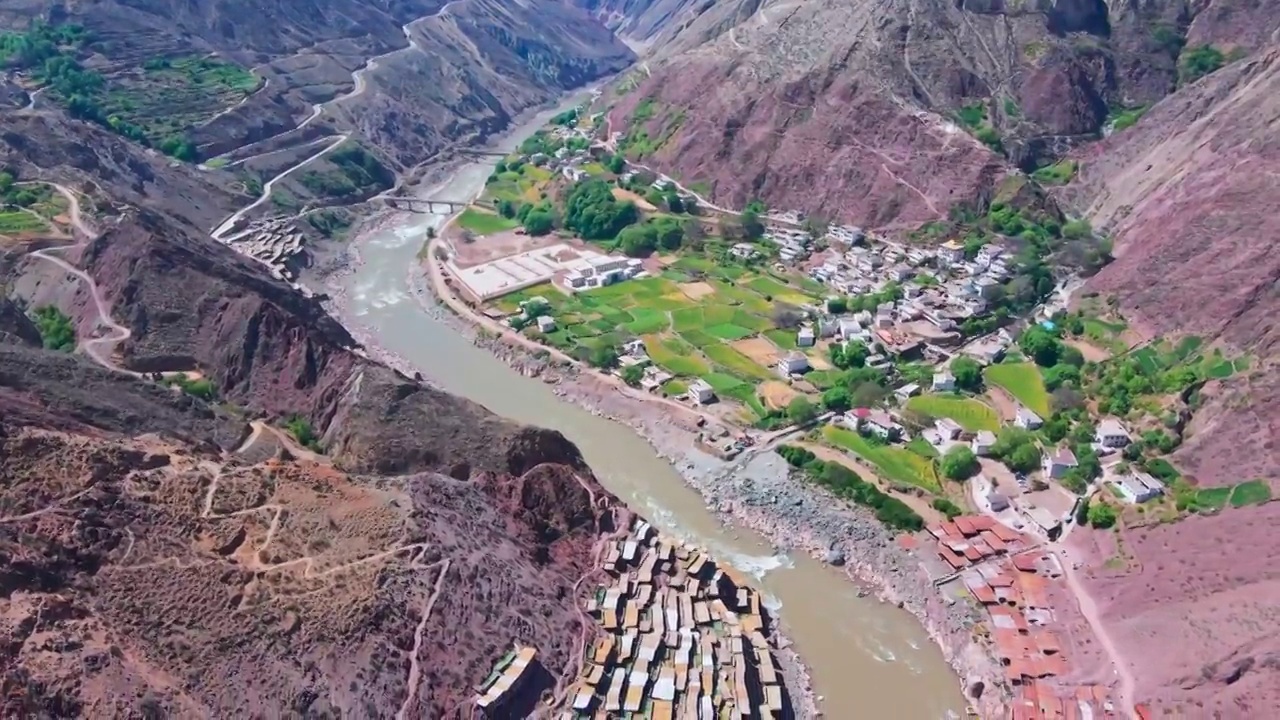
[[333, 98, 968, 719]]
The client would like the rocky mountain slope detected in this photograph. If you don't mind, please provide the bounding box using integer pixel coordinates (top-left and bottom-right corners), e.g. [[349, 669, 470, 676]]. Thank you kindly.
[[7, 0, 634, 173], [605, 0, 1280, 224], [1064, 46, 1280, 487], [2, 233, 616, 718]]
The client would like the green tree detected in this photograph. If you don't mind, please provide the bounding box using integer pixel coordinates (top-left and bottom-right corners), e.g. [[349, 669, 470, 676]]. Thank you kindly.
[[522, 210, 555, 236], [940, 446, 979, 481], [655, 221, 684, 251], [1007, 443, 1042, 473], [607, 154, 626, 174], [821, 386, 851, 413], [617, 224, 658, 257], [621, 364, 644, 387], [951, 356, 982, 391], [32, 305, 75, 351], [1062, 219, 1093, 240], [665, 192, 684, 214], [563, 179, 638, 240], [1019, 325, 1061, 367], [497, 199, 517, 218], [740, 209, 765, 240], [1087, 502, 1117, 529], [588, 345, 620, 369], [786, 397, 818, 425]]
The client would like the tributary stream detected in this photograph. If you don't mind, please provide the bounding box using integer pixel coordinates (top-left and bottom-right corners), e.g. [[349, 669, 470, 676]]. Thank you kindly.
[[333, 97, 967, 719]]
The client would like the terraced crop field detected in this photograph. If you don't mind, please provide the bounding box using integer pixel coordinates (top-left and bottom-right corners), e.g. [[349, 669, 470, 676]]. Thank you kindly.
[[101, 56, 261, 144], [905, 394, 1001, 432]]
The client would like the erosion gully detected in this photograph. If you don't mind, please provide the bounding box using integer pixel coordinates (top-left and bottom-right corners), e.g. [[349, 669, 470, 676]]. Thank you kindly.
[[331, 94, 967, 718]]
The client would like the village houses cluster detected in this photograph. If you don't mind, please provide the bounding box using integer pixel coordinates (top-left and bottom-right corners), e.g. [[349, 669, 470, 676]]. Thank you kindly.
[[561, 517, 789, 719]]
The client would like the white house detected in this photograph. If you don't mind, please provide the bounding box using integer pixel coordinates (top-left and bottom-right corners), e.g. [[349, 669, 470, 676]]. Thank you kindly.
[[1042, 447, 1078, 479], [971, 430, 997, 456], [838, 317, 862, 340], [1014, 408, 1043, 430], [894, 383, 921, 401], [688, 379, 716, 405], [939, 239, 965, 264], [797, 326, 816, 347], [1112, 472, 1163, 504], [848, 408, 903, 441], [932, 372, 956, 392], [536, 315, 556, 333], [1095, 418, 1131, 448], [622, 339, 648, 358], [935, 418, 963, 441], [777, 352, 810, 377]]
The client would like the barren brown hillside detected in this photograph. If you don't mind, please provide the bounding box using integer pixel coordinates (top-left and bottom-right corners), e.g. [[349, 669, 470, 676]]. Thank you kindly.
[[607, 0, 1280, 225], [0, 295, 618, 717]]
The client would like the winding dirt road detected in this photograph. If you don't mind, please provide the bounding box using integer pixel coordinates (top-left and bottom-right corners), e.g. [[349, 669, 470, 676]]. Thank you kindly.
[[209, 2, 462, 240], [25, 184, 139, 374]]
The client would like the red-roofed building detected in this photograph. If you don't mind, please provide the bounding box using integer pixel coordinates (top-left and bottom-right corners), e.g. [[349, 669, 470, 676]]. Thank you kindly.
[[938, 543, 967, 569], [969, 514, 996, 531], [983, 532, 1009, 554], [954, 516, 978, 536], [990, 522, 1023, 543]]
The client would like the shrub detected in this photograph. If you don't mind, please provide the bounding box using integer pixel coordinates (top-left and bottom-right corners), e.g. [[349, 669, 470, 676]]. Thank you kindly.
[[1087, 502, 1117, 529], [1179, 45, 1225, 84], [940, 446, 979, 481], [32, 305, 75, 352]]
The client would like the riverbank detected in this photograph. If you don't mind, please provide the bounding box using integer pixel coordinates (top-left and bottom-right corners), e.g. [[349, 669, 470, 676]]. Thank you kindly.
[[313, 85, 979, 718], [410, 276, 1005, 716]]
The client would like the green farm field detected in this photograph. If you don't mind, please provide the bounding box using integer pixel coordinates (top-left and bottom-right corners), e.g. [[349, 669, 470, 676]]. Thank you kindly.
[[490, 264, 825, 420], [823, 426, 942, 494], [984, 363, 1051, 416], [905, 394, 1000, 432]]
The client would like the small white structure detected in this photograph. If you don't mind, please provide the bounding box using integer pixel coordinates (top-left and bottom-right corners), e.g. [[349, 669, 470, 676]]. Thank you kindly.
[[838, 317, 862, 339], [972, 430, 997, 456], [797, 326, 816, 347], [1111, 472, 1163, 504], [1042, 447, 1078, 479], [777, 352, 810, 377], [935, 418, 964, 441], [622, 339, 647, 358], [729, 242, 757, 260], [988, 489, 1010, 512], [847, 408, 903, 441], [1096, 418, 1131, 448], [1014, 408, 1043, 430], [894, 383, 921, 401], [939, 238, 965, 263], [932, 372, 956, 392], [689, 379, 716, 405], [535, 315, 556, 333]]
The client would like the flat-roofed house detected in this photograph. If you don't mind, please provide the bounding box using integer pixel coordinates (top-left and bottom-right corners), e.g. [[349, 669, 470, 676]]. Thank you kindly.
[[1096, 418, 1131, 448]]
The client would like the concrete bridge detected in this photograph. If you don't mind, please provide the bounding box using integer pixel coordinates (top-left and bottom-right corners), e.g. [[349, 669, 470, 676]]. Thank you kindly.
[[382, 197, 470, 214], [455, 148, 509, 158]]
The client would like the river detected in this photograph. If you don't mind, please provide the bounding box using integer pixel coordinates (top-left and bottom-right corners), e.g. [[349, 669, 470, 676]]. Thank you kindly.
[[331, 98, 968, 718]]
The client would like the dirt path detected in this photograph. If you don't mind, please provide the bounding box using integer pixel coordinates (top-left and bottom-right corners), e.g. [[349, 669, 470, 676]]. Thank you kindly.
[[397, 559, 452, 720], [1052, 545, 1137, 718], [208, 0, 466, 235], [986, 386, 1019, 421], [1065, 338, 1111, 363]]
